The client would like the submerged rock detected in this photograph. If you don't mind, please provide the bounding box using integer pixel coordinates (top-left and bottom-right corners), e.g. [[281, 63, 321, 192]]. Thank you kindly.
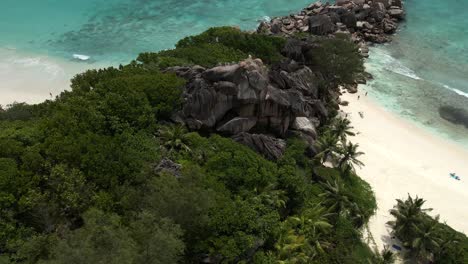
[[439, 106, 468, 128]]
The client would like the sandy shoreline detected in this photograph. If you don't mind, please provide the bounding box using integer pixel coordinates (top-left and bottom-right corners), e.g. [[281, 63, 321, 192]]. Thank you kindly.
[[340, 89, 468, 251], [0, 47, 106, 106]]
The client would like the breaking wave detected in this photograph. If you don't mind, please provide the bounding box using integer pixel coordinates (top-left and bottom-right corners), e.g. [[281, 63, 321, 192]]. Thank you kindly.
[[443, 84, 468, 99], [373, 48, 422, 80]]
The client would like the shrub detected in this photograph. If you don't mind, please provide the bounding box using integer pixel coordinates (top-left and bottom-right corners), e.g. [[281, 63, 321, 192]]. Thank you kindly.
[[176, 27, 286, 64], [138, 43, 248, 68], [306, 35, 364, 85]]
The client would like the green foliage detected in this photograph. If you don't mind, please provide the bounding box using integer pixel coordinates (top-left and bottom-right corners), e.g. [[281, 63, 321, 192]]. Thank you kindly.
[[389, 195, 468, 263], [70, 66, 185, 122], [137, 27, 286, 68], [142, 166, 218, 245], [45, 209, 184, 264], [315, 167, 376, 226], [5, 21, 464, 264], [331, 117, 355, 142], [307, 35, 364, 85], [138, 43, 248, 68], [186, 134, 278, 193], [0, 103, 37, 121], [176, 26, 286, 64]]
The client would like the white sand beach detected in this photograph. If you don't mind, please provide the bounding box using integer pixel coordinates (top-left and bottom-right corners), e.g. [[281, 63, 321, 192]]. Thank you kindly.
[[340, 89, 468, 251], [0, 48, 99, 106]]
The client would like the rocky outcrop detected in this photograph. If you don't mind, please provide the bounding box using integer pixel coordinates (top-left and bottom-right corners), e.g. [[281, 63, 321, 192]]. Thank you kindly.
[[154, 158, 182, 178], [258, 0, 405, 47], [232, 133, 287, 160], [168, 57, 328, 159], [292, 117, 318, 139], [166, 1, 407, 160]]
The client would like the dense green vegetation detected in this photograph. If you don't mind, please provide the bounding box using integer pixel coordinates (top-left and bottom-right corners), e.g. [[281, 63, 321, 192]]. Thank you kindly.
[[0, 101, 379, 263], [388, 195, 468, 263], [0, 31, 374, 262], [137, 27, 286, 68], [1, 26, 464, 263], [306, 34, 364, 85]]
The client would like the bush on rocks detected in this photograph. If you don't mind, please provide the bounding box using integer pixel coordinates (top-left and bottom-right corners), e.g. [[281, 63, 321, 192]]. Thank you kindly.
[[137, 27, 286, 68]]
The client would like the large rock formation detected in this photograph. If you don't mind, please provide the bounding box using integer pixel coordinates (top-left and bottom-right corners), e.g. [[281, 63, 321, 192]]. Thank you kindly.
[[258, 0, 405, 47], [166, 1, 407, 160], [154, 158, 182, 178], [232, 133, 287, 160], [168, 57, 329, 159]]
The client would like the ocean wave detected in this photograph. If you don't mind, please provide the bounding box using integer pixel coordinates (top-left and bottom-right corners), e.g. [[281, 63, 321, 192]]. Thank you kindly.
[[258, 16, 271, 23], [372, 48, 422, 80], [73, 54, 90, 61], [442, 84, 468, 99]]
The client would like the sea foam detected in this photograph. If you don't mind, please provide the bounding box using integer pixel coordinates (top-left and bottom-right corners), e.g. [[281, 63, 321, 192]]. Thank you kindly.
[[375, 49, 422, 80], [443, 84, 468, 99], [10, 57, 65, 78], [73, 54, 91, 61]]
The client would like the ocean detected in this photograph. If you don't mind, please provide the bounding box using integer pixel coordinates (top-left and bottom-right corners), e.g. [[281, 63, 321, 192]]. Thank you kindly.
[[1, 0, 467, 146], [363, 0, 468, 147]]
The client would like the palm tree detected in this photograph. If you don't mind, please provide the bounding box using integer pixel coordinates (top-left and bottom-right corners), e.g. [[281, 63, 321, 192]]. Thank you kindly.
[[337, 142, 364, 171], [158, 124, 191, 154], [332, 117, 355, 141], [277, 205, 332, 262], [251, 184, 288, 210], [433, 232, 461, 262], [275, 229, 310, 264], [380, 247, 396, 264], [368, 246, 396, 264], [388, 195, 433, 244], [319, 180, 353, 216], [289, 204, 333, 237], [315, 132, 340, 165], [409, 216, 441, 263]]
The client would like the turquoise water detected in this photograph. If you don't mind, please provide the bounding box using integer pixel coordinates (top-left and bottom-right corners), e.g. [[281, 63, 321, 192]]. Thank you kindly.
[[0, 0, 312, 105], [0, 0, 312, 63], [1, 0, 467, 146], [363, 0, 468, 147]]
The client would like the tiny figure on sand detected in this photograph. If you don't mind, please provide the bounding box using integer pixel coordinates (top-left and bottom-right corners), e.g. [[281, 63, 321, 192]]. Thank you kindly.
[[450, 172, 461, 181], [358, 111, 364, 118]]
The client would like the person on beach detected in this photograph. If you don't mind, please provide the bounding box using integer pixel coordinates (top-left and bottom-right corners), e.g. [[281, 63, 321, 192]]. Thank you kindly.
[[358, 95, 360, 100], [365, 92, 368, 96]]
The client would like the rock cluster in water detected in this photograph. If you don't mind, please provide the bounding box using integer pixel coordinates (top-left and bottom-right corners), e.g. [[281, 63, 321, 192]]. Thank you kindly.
[[258, 0, 405, 57]]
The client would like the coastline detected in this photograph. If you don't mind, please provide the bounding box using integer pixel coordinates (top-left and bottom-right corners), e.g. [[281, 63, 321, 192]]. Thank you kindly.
[[0, 47, 110, 106], [341, 89, 468, 250]]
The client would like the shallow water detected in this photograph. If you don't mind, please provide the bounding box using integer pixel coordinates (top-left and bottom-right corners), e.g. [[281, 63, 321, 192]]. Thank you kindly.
[[0, 0, 313, 63], [0, 0, 312, 104], [363, 0, 468, 148]]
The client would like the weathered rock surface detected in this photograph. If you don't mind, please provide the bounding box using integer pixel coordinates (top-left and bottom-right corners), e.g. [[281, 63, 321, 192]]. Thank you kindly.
[[257, 0, 405, 45], [154, 158, 182, 178], [167, 1, 407, 160], [292, 117, 318, 139], [232, 133, 287, 160], [168, 56, 330, 159], [308, 15, 335, 35]]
